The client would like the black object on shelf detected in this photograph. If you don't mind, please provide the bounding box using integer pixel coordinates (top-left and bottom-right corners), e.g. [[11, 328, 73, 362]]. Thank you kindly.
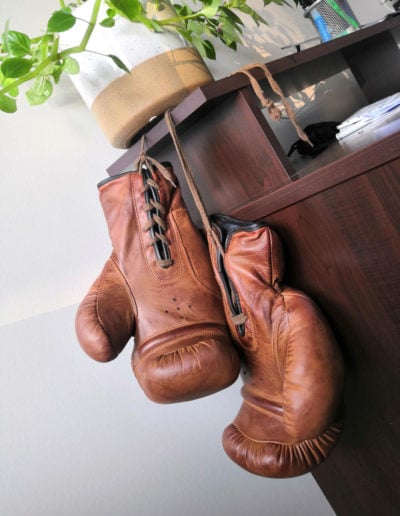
[[287, 121, 341, 158]]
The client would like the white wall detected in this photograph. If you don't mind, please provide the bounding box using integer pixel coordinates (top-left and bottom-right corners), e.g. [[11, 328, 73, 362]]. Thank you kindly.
[[350, 0, 394, 25], [0, 305, 335, 516], [0, 0, 121, 326], [0, 1, 389, 515]]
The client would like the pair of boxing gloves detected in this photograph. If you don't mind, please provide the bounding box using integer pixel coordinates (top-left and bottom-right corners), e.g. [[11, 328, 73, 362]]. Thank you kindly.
[[76, 161, 344, 478]]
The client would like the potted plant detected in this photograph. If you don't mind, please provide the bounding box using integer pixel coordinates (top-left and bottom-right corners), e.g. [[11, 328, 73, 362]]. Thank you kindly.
[[0, 0, 298, 147]]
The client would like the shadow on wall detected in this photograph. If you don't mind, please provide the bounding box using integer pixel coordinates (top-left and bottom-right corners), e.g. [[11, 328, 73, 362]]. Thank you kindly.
[[206, 3, 315, 78], [213, 0, 391, 80], [240, 9, 315, 59]]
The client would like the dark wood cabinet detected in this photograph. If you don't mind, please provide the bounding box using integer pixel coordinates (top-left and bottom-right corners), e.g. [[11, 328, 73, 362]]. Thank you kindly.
[[108, 16, 400, 515]]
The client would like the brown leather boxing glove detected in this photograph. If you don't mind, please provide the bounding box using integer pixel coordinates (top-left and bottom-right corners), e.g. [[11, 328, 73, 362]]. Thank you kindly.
[[208, 214, 344, 478], [75, 164, 240, 403]]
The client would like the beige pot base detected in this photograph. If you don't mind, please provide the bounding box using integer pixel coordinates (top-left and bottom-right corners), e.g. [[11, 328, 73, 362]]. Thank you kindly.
[[91, 47, 213, 148]]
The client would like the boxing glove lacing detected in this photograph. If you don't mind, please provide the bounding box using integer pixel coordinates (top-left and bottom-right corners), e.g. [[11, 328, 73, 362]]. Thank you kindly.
[[141, 166, 173, 269], [134, 139, 177, 269]]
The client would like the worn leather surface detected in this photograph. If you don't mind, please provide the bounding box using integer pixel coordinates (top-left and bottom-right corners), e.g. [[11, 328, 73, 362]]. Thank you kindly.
[[209, 214, 344, 478], [75, 168, 239, 403]]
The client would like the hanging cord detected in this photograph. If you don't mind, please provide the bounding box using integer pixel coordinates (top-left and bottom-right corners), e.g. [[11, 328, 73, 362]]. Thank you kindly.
[[165, 110, 250, 331], [234, 62, 312, 146], [134, 136, 177, 188], [164, 110, 225, 257]]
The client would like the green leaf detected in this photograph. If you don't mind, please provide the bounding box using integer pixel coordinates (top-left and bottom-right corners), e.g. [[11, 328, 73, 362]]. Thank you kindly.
[[200, 0, 221, 18], [0, 72, 20, 97], [172, 4, 190, 17], [0, 94, 17, 113], [38, 62, 56, 77], [220, 7, 244, 27], [1, 58, 33, 78], [108, 54, 130, 74], [106, 0, 143, 21], [26, 77, 53, 106], [236, 5, 268, 26], [47, 10, 76, 33], [218, 17, 242, 46], [3, 31, 31, 57], [0, 68, 18, 95], [30, 36, 50, 63], [175, 27, 193, 44], [52, 65, 63, 84], [201, 40, 216, 60], [191, 36, 216, 60], [100, 17, 116, 28], [1, 20, 11, 53], [187, 20, 206, 36], [140, 17, 162, 32], [62, 56, 80, 74], [7, 84, 19, 98]]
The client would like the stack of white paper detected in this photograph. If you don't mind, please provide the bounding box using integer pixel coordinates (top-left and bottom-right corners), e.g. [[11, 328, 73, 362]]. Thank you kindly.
[[336, 92, 400, 140]]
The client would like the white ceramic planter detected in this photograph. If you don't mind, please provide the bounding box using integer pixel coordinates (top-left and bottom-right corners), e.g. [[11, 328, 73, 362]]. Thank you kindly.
[[61, 0, 213, 148]]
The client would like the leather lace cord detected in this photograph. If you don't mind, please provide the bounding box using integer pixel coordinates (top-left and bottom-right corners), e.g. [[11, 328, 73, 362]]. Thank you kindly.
[[134, 137, 177, 268], [234, 62, 312, 146], [165, 110, 250, 329], [164, 64, 310, 247], [164, 110, 225, 257], [134, 137, 177, 188]]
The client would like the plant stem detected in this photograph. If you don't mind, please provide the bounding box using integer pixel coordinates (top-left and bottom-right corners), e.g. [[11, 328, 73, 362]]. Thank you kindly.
[[0, 57, 57, 95], [0, 0, 102, 97], [65, 0, 103, 53]]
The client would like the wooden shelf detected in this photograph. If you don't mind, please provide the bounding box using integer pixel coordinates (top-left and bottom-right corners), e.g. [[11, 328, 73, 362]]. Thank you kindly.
[[288, 109, 400, 179], [108, 15, 400, 514], [109, 15, 400, 187]]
